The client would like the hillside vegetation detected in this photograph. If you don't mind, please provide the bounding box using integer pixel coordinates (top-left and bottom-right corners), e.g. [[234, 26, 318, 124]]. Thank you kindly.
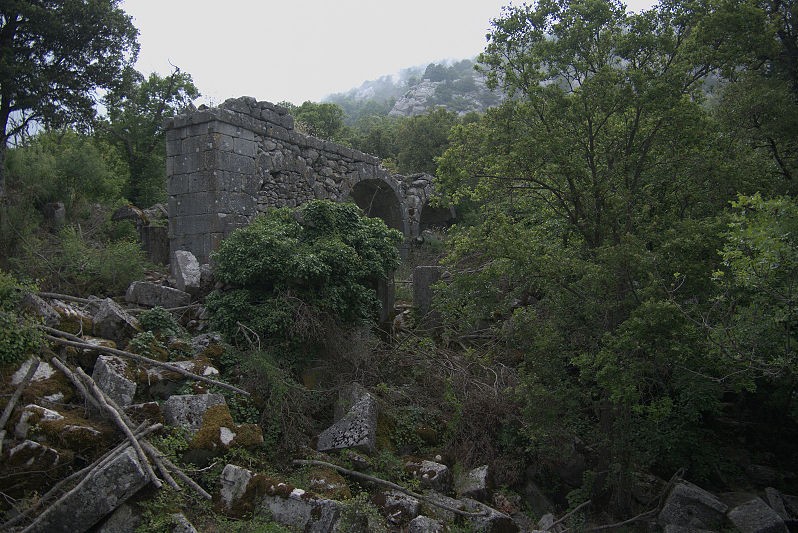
[[1, 0, 798, 531]]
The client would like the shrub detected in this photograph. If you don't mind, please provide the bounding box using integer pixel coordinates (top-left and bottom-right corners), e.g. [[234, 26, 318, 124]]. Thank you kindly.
[[207, 200, 402, 366], [0, 270, 42, 366]]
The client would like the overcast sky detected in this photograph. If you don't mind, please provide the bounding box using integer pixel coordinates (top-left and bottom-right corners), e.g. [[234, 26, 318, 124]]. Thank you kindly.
[[121, 0, 657, 107]]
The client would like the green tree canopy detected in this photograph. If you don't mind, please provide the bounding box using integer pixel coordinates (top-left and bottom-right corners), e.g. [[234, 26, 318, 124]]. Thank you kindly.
[[100, 67, 199, 206], [0, 0, 139, 198]]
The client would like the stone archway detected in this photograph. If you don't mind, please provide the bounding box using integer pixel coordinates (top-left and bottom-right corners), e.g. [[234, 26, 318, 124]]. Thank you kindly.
[[349, 179, 406, 235], [419, 201, 456, 232]]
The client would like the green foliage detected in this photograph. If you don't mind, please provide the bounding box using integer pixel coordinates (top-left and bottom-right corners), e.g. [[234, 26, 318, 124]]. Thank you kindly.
[[395, 108, 458, 174], [713, 194, 798, 385], [139, 306, 185, 339], [207, 200, 402, 363], [5, 130, 128, 214], [0, 0, 138, 197], [101, 67, 199, 206], [29, 225, 149, 295], [0, 270, 41, 366], [279, 101, 347, 141], [432, 0, 798, 510]]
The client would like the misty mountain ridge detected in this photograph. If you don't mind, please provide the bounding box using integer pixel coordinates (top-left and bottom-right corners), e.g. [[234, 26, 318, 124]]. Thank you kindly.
[[324, 58, 505, 122]]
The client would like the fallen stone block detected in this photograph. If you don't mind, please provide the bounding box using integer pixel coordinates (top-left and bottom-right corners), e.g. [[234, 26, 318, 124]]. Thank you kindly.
[[375, 489, 421, 527], [50, 298, 94, 335], [406, 459, 452, 493], [260, 485, 341, 532], [463, 498, 519, 533], [727, 497, 788, 533], [456, 464, 491, 502], [173, 250, 201, 294], [408, 515, 445, 533], [317, 391, 378, 453], [20, 292, 60, 327], [24, 446, 149, 533], [658, 481, 728, 530], [145, 358, 219, 399], [92, 298, 141, 343], [125, 281, 191, 309], [163, 393, 226, 434], [15, 404, 64, 439], [765, 487, 790, 520], [219, 464, 254, 513], [6, 439, 60, 470], [92, 355, 137, 408], [11, 357, 57, 385]]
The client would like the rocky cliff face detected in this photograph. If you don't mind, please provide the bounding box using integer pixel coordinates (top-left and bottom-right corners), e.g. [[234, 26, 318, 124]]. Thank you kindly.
[[389, 75, 503, 117]]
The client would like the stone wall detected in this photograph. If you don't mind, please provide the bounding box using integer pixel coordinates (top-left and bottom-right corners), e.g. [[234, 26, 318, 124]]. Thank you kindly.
[[165, 96, 445, 264]]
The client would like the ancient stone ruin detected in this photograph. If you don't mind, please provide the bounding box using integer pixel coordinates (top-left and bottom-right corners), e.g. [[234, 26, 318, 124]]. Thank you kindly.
[[164, 96, 454, 263]]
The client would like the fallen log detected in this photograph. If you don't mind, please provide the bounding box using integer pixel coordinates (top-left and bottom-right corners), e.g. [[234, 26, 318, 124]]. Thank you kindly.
[[39, 326, 249, 396], [293, 459, 488, 517]]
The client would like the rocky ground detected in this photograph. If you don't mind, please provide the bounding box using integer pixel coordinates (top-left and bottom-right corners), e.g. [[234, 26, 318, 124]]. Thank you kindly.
[[1, 252, 797, 532]]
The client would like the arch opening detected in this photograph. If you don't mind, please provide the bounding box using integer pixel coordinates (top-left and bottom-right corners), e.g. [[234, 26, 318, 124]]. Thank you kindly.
[[349, 179, 405, 234]]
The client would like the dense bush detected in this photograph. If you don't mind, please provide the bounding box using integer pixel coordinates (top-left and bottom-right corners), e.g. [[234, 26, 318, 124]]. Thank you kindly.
[[206, 200, 402, 367], [0, 271, 42, 366]]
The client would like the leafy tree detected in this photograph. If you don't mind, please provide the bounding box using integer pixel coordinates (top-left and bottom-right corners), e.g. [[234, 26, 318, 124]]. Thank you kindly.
[[0, 0, 139, 198], [395, 108, 458, 174], [433, 0, 781, 508], [100, 67, 199, 206], [280, 101, 347, 141], [206, 200, 402, 368]]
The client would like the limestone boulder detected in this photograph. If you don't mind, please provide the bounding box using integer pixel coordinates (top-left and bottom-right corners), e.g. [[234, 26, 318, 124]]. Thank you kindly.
[[92, 355, 137, 408], [658, 481, 728, 530], [11, 357, 57, 386], [15, 404, 64, 439], [92, 298, 140, 343], [50, 298, 94, 335], [727, 497, 788, 533], [259, 485, 341, 532], [463, 498, 519, 533], [317, 391, 378, 453], [163, 393, 226, 434], [125, 281, 191, 309], [170, 513, 198, 533], [23, 446, 149, 533], [172, 250, 201, 294], [145, 358, 219, 399], [375, 490, 421, 527], [19, 293, 60, 327], [6, 439, 60, 470], [219, 464, 254, 514], [405, 459, 452, 493], [408, 515, 445, 533], [456, 464, 491, 502]]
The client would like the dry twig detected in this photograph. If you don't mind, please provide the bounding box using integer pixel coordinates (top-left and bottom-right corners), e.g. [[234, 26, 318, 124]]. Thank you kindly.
[[40, 327, 249, 396], [293, 459, 488, 517]]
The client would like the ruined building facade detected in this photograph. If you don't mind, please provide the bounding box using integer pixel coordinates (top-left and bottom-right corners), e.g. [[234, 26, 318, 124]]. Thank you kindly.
[[165, 96, 453, 263]]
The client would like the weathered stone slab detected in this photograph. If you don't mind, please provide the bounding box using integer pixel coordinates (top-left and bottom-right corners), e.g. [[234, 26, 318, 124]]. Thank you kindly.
[[95, 502, 141, 533], [456, 465, 490, 502], [408, 515, 445, 533], [15, 404, 64, 439], [463, 498, 519, 532], [163, 393, 226, 434], [405, 459, 452, 493], [25, 447, 149, 533], [376, 490, 421, 527], [413, 266, 443, 329], [11, 357, 56, 385], [658, 481, 728, 530], [172, 250, 201, 294], [20, 293, 60, 327], [92, 355, 137, 408], [317, 391, 378, 453], [125, 281, 191, 309], [260, 487, 341, 532], [92, 298, 140, 342], [727, 497, 788, 533], [219, 464, 253, 512]]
